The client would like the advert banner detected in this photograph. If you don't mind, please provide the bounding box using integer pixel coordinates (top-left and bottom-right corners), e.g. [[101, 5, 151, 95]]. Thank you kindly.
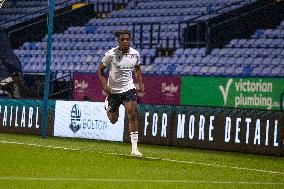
[[73, 73, 105, 101], [138, 75, 181, 105], [0, 99, 55, 135], [54, 100, 125, 141], [124, 104, 174, 145], [181, 76, 284, 110], [124, 104, 284, 156], [73, 73, 181, 105]]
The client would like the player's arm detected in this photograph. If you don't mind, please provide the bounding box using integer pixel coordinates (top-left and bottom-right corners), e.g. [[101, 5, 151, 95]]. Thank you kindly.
[[134, 64, 144, 93], [97, 63, 111, 94]]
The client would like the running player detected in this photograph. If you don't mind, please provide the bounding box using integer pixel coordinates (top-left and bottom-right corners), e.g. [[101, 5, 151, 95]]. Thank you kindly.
[[98, 30, 144, 157]]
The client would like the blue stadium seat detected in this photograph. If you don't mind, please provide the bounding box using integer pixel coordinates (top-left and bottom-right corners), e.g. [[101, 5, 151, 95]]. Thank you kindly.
[[216, 66, 226, 75], [218, 57, 228, 66], [200, 66, 210, 75], [191, 65, 201, 74], [209, 56, 219, 66], [185, 56, 194, 64], [271, 66, 281, 76], [201, 56, 211, 65], [182, 64, 192, 74], [252, 57, 263, 66], [173, 64, 185, 75]]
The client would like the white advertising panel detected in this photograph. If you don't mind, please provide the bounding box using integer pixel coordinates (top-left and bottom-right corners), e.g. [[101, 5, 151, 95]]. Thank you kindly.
[[54, 101, 125, 141]]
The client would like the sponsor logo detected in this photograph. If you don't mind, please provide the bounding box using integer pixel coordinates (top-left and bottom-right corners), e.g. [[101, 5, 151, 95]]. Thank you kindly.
[[219, 79, 233, 106], [69, 103, 108, 133], [233, 79, 274, 109], [74, 80, 88, 90], [69, 104, 81, 133], [162, 83, 178, 97], [54, 101, 125, 141], [219, 79, 277, 109]]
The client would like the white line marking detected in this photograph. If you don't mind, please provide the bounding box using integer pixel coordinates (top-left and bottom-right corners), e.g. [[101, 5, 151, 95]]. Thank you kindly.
[[0, 140, 284, 176], [0, 177, 283, 185]]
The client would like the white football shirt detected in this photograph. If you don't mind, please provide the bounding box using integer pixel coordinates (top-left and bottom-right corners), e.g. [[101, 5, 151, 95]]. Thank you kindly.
[[102, 46, 140, 94]]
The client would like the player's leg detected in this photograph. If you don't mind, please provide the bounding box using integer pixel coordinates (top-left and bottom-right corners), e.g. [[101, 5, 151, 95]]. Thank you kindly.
[[107, 109, 119, 124], [124, 100, 142, 157], [124, 100, 138, 132], [123, 89, 142, 157], [105, 94, 120, 124]]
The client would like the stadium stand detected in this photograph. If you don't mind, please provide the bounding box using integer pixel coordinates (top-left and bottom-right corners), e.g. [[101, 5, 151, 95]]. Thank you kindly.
[[0, 0, 75, 29], [9, 0, 256, 74], [163, 20, 284, 77], [0, 0, 283, 93]]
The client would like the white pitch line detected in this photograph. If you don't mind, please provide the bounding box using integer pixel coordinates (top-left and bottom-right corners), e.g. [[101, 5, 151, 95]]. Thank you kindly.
[[0, 177, 284, 185], [0, 140, 284, 176], [0, 177, 283, 185]]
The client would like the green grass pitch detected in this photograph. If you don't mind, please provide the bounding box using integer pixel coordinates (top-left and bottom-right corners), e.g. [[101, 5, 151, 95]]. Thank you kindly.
[[0, 133, 283, 189]]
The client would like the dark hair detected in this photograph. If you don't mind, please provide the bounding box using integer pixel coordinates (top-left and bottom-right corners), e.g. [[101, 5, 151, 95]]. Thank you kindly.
[[115, 30, 131, 39]]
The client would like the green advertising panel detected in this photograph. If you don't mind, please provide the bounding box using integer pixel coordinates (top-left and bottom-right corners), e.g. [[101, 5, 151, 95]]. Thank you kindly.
[[181, 76, 284, 110]]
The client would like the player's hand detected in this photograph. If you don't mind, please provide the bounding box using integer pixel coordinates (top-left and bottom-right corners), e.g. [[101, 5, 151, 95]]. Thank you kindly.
[[103, 85, 111, 95]]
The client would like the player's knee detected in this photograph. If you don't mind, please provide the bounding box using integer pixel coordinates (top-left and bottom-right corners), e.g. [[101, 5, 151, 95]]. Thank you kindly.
[[109, 117, 118, 124], [107, 111, 119, 124], [108, 114, 119, 124]]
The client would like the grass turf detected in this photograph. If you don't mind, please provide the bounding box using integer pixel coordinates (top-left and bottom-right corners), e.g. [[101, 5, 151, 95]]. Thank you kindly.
[[0, 133, 283, 189]]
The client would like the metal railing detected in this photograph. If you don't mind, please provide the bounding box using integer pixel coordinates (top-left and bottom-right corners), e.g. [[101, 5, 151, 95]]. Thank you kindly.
[[129, 0, 252, 51], [93, 0, 130, 14], [179, 0, 282, 53], [132, 22, 160, 49], [178, 0, 253, 50]]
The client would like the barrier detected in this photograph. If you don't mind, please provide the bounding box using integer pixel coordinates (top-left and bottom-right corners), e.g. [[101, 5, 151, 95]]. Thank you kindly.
[[124, 104, 284, 156], [54, 100, 125, 141], [1, 99, 283, 156], [0, 99, 55, 135]]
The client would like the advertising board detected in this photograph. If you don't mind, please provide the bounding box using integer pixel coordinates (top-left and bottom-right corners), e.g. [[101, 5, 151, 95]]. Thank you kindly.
[[0, 99, 55, 135], [54, 100, 125, 141], [124, 104, 284, 156]]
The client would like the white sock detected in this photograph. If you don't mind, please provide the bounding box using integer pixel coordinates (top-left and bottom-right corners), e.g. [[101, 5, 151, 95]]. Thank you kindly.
[[130, 131, 138, 151]]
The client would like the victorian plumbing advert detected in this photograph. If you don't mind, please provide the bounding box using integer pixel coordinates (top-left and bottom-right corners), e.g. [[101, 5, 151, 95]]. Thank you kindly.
[[181, 77, 284, 110]]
